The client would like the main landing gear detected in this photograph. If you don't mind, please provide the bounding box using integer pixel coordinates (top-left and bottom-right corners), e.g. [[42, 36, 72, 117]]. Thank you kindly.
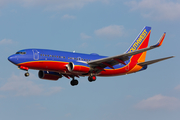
[[70, 77, 79, 86], [70, 75, 97, 86], [88, 75, 96, 82]]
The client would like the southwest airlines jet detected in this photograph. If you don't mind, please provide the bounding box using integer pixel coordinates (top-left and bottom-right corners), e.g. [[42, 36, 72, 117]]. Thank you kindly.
[[8, 26, 174, 86]]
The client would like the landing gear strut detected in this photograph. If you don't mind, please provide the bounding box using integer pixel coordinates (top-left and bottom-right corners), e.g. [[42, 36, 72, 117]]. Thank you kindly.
[[70, 76, 79, 86], [19, 66, 30, 77], [25, 72, 29, 77], [88, 75, 96, 82]]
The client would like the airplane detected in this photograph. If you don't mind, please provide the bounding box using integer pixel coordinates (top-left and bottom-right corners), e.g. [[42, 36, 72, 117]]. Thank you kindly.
[[8, 26, 174, 86]]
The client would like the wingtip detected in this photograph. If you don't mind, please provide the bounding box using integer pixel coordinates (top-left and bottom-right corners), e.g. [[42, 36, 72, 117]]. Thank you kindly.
[[154, 32, 166, 47]]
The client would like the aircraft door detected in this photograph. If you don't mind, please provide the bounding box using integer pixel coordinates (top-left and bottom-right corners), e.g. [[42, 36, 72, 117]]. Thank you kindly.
[[32, 50, 39, 60]]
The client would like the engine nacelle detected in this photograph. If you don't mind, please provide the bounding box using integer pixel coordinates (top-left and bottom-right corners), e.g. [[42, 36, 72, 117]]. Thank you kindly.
[[38, 70, 62, 81], [66, 62, 90, 74]]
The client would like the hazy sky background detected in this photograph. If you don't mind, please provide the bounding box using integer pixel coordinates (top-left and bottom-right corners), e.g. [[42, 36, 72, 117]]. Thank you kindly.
[[0, 0, 179, 120]]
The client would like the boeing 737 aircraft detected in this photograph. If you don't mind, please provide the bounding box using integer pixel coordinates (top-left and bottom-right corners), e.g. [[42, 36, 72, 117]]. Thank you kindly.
[[8, 26, 174, 86]]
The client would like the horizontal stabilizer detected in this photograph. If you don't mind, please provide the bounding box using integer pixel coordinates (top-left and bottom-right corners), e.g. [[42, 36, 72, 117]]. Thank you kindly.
[[137, 56, 174, 66]]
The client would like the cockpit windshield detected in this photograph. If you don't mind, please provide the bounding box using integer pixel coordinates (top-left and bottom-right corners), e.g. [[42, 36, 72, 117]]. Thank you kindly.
[[16, 50, 26, 55]]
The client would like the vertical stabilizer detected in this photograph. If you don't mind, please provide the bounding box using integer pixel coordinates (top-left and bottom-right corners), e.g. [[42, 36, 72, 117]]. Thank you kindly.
[[126, 26, 151, 53], [126, 26, 151, 63]]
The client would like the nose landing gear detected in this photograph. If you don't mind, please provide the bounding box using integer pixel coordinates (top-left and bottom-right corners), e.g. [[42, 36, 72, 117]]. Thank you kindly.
[[25, 72, 30, 77], [18, 66, 30, 77]]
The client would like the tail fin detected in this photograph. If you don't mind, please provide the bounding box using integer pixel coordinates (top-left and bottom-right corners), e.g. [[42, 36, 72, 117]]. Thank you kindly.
[[126, 26, 151, 53], [126, 26, 151, 63]]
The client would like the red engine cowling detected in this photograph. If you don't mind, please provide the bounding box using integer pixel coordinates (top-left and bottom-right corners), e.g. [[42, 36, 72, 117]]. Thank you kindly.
[[66, 62, 90, 74], [38, 70, 62, 81]]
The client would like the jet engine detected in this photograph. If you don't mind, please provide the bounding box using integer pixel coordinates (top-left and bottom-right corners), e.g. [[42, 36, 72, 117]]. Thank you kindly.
[[38, 70, 62, 81], [66, 62, 90, 73]]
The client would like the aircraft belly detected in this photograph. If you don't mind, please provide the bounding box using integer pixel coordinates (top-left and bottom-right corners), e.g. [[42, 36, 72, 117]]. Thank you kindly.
[[98, 60, 139, 76], [18, 61, 68, 72]]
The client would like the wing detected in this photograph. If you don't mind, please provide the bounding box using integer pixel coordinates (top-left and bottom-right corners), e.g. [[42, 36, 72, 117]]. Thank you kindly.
[[88, 33, 166, 72]]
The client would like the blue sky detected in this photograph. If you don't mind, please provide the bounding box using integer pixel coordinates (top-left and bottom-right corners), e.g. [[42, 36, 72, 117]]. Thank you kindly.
[[0, 0, 179, 120]]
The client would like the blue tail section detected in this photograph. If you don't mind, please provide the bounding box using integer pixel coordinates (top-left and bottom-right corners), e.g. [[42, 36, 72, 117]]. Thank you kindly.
[[125, 26, 151, 53]]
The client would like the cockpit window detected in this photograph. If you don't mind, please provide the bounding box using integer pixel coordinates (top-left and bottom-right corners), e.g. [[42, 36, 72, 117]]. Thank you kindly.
[[16, 50, 26, 55]]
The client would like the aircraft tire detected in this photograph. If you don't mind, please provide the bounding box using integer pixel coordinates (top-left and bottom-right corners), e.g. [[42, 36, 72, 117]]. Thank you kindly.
[[25, 72, 29, 77], [88, 76, 93, 82], [88, 75, 96, 82], [70, 80, 78, 86]]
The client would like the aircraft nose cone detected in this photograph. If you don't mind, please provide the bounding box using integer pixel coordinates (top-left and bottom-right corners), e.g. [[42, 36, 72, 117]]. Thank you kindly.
[[8, 55, 18, 64]]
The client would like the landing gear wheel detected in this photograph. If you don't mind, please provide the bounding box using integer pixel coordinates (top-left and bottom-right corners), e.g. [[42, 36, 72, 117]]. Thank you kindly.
[[70, 80, 79, 86], [25, 72, 29, 77], [88, 75, 96, 82]]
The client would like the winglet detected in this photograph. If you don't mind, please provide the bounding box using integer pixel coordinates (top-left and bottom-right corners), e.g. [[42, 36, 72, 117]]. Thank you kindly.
[[153, 32, 166, 47]]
